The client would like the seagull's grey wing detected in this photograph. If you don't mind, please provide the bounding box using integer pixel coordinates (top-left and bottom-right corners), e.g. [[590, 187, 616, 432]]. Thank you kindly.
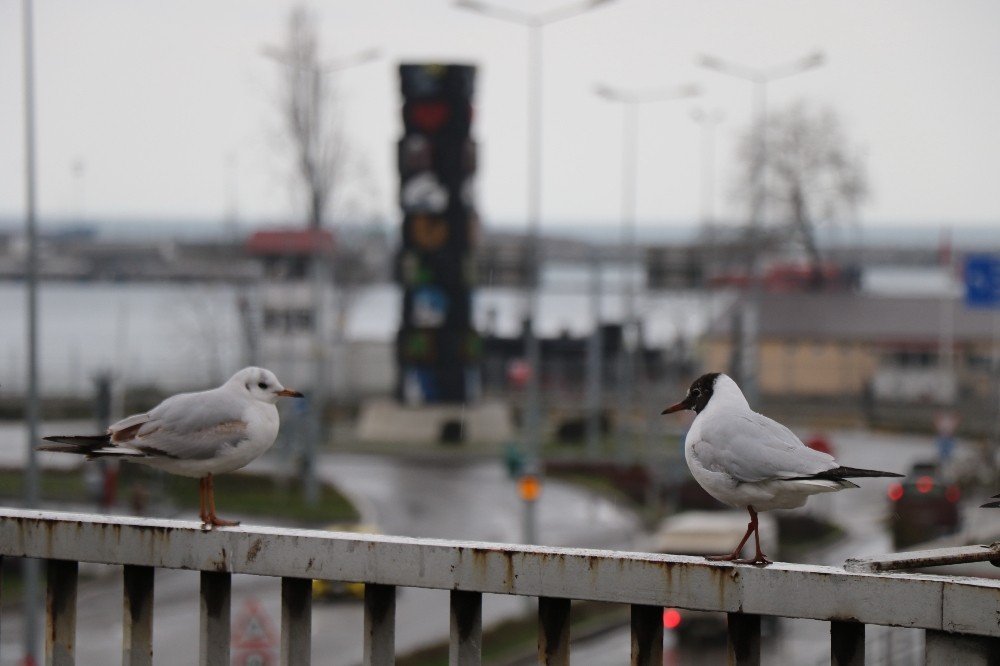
[[121, 388, 250, 460], [696, 411, 837, 483]]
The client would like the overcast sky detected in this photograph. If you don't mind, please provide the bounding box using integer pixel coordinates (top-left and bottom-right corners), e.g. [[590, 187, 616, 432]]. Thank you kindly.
[[1, 0, 998, 236]]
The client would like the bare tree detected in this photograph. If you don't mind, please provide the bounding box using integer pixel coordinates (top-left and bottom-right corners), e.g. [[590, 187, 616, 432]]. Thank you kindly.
[[265, 6, 346, 229], [733, 100, 869, 282]]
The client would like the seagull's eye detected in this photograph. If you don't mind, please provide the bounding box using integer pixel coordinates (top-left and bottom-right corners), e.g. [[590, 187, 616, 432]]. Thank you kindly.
[[257, 382, 268, 390], [691, 388, 701, 397]]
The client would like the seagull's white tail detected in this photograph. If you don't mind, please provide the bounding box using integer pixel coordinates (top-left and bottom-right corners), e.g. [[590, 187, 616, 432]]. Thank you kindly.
[[788, 478, 859, 493]]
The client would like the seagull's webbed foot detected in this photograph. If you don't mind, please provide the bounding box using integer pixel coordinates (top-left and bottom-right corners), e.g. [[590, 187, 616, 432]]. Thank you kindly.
[[733, 553, 772, 566], [202, 515, 240, 530], [706, 552, 741, 562]]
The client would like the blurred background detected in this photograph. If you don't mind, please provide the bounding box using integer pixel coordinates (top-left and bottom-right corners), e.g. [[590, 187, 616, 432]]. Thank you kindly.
[[2, 1, 1000, 664]]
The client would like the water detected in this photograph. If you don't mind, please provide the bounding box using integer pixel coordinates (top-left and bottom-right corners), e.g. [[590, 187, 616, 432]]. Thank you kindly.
[[0, 274, 730, 395], [0, 262, 938, 396], [0, 281, 244, 395]]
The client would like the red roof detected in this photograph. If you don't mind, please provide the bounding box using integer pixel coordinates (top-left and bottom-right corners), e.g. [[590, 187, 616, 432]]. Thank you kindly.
[[245, 228, 335, 256]]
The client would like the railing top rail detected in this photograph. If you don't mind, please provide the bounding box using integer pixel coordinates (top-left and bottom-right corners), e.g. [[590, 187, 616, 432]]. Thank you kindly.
[[3, 508, 999, 637], [846, 544, 1000, 573]]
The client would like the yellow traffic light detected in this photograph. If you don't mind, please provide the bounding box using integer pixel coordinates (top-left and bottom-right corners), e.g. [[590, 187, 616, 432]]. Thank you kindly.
[[518, 474, 541, 502]]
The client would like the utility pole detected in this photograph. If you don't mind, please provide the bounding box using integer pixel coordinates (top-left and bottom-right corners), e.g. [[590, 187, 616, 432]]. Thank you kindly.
[[585, 246, 603, 459], [690, 108, 725, 231], [21, 0, 42, 661]]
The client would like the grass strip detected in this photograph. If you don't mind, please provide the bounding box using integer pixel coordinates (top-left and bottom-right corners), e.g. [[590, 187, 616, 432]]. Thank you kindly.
[[0, 466, 358, 525]]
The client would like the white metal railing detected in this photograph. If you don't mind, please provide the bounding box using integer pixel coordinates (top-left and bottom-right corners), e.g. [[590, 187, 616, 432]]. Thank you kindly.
[[1, 508, 999, 665]]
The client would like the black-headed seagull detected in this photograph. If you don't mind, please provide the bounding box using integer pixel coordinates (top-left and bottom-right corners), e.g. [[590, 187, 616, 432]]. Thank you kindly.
[[662, 372, 902, 565]]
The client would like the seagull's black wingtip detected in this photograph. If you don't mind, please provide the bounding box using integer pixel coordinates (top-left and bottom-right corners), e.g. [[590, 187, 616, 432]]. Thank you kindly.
[[982, 500, 1000, 509], [822, 466, 904, 479]]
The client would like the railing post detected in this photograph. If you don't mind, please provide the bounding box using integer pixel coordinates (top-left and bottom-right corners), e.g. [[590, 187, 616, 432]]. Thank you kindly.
[[925, 629, 1000, 666], [630, 604, 663, 666], [830, 620, 865, 666], [727, 612, 760, 666], [199, 571, 231, 666], [538, 597, 570, 665], [122, 565, 154, 666], [281, 577, 312, 666], [364, 583, 396, 665], [449, 590, 482, 666], [46, 559, 78, 666]]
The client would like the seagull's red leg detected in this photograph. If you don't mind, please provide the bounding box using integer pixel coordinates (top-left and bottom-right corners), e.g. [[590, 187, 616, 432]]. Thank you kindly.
[[198, 476, 209, 525], [707, 506, 756, 562], [734, 506, 771, 566], [205, 473, 240, 527]]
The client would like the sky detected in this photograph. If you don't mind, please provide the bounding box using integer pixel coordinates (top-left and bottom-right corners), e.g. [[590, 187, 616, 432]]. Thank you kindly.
[[1, 0, 999, 238]]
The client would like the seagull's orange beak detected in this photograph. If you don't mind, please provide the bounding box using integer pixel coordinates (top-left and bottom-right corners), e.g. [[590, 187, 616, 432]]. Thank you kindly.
[[277, 388, 304, 398], [661, 397, 692, 415]]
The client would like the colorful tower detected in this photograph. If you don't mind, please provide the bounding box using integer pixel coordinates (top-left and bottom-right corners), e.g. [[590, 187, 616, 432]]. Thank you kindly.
[[396, 64, 480, 404]]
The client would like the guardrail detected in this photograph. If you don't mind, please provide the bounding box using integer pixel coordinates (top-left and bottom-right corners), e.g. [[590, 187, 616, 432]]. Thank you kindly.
[[1, 508, 998, 665]]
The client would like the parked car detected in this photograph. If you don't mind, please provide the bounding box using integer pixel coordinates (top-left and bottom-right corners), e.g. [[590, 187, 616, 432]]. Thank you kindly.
[[312, 523, 381, 601], [650, 511, 779, 643], [887, 461, 961, 549]]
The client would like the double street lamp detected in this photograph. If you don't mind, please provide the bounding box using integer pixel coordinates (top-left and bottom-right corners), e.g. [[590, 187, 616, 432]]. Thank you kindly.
[[697, 51, 824, 233], [697, 51, 824, 403], [594, 82, 700, 459], [261, 43, 381, 506], [455, 0, 615, 544]]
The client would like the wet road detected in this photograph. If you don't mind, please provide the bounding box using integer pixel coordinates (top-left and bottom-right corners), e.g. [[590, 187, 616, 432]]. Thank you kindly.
[[2, 427, 988, 665]]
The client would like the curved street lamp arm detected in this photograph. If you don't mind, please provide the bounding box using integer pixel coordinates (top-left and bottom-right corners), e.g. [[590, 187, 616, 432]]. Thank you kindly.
[[456, 0, 615, 27]]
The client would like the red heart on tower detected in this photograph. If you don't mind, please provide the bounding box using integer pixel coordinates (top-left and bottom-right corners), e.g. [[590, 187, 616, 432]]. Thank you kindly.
[[409, 101, 451, 133]]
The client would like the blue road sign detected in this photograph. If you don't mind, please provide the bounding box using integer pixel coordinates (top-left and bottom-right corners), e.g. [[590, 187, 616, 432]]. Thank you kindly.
[[964, 254, 1000, 308]]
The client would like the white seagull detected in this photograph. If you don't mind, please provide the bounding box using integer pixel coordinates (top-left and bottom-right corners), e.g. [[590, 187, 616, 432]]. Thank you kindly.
[[662, 372, 902, 565], [40, 367, 302, 528]]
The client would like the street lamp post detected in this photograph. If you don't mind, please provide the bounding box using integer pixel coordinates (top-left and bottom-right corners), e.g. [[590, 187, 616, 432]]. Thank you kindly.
[[594, 82, 700, 461], [697, 52, 824, 404], [455, 0, 615, 545], [20, 1, 42, 661], [262, 45, 380, 505], [689, 107, 725, 231]]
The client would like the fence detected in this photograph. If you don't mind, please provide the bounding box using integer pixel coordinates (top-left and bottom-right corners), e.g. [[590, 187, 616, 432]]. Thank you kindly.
[[1, 508, 998, 665]]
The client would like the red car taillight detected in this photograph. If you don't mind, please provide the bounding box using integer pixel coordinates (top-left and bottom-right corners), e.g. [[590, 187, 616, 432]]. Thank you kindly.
[[888, 483, 904, 501], [663, 608, 682, 629]]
